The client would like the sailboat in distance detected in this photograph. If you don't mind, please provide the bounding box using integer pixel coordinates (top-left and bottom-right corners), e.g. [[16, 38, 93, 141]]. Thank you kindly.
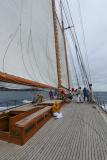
[[0, 0, 70, 91]]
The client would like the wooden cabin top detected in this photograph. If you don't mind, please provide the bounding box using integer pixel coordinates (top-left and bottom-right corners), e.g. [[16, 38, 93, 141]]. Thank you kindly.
[[16, 106, 52, 127]]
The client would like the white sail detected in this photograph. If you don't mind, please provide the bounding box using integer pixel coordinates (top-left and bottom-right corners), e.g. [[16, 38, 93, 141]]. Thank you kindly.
[[0, 0, 58, 87], [56, 18, 68, 88], [55, 0, 69, 89]]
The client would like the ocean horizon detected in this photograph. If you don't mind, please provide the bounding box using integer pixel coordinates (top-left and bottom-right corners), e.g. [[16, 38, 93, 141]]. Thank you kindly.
[[0, 90, 107, 111]]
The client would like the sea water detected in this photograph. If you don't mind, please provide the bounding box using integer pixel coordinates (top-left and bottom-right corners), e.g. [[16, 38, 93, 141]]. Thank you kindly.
[[0, 89, 49, 111], [94, 91, 107, 111], [0, 90, 107, 111]]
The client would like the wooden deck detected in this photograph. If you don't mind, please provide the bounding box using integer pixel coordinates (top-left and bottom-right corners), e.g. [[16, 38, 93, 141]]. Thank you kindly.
[[0, 102, 107, 160]]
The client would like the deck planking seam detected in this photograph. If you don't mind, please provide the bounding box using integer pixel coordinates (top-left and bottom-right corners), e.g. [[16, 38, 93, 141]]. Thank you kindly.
[[15, 119, 68, 160], [31, 118, 72, 160], [0, 103, 107, 160]]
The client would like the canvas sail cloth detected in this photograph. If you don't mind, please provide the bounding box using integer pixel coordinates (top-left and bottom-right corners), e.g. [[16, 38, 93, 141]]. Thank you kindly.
[[56, 19, 68, 89], [0, 0, 58, 88], [55, 0, 69, 89]]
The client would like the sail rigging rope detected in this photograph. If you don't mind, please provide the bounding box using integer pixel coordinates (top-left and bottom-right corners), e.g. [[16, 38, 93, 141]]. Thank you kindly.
[[58, 0, 86, 86], [26, 30, 38, 80], [19, 0, 35, 80], [19, 24, 34, 80], [76, 0, 92, 83], [2, 25, 20, 72], [57, 0, 83, 87], [24, 0, 38, 80], [64, 0, 90, 86], [19, 1, 34, 80], [55, 7, 69, 88], [66, 37, 80, 87], [26, 0, 57, 86], [19, 0, 48, 83], [59, 0, 90, 87], [23, 0, 50, 83], [56, 9, 78, 88], [2, 0, 35, 80]]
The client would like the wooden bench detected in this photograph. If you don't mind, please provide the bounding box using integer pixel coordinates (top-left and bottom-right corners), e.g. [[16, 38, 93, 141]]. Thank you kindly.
[[15, 106, 52, 145]]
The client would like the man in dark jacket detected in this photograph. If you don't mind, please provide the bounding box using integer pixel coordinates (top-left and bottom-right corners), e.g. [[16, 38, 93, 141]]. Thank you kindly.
[[83, 88, 89, 102]]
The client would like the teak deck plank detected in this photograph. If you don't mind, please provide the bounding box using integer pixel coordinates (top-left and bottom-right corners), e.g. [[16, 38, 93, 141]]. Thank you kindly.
[[0, 103, 107, 160]]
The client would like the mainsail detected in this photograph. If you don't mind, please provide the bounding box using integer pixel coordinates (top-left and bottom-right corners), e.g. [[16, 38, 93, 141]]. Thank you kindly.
[[0, 0, 69, 89]]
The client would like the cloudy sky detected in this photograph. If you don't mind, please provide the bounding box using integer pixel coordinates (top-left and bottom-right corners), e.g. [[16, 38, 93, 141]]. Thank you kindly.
[[67, 0, 107, 91]]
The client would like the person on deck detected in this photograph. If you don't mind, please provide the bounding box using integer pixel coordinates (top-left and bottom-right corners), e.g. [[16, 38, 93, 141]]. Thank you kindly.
[[60, 89, 66, 100], [52, 101, 63, 119], [49, 89, 54, 99], [83, 87, 89, 102], [67, 92, 73, 100], [54, 89, 58, 99], [88, 85, 94, 102], [32, 94, 43, 104], [77, 87, 83, 103], [72, 88, 75, 96]]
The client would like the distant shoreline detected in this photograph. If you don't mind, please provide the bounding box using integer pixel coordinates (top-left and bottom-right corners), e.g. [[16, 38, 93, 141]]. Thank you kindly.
[[0, 87, 37, 91]]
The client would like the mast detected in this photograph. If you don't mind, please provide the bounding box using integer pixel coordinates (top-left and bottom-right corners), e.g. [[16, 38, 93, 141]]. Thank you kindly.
[[60, 0, 71, 91], [52, 0, 61, 89]]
